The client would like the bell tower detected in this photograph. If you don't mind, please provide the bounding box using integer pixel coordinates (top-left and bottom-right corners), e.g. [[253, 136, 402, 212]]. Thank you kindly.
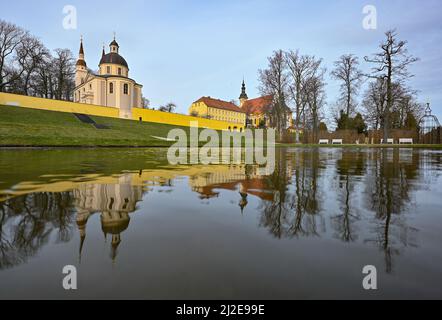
[[239, 79, 249, 107], [75, 36, 88, 87]]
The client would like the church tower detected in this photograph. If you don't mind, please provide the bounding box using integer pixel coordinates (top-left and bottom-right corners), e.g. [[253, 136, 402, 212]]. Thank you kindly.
[[75, 37, 88, 87], [239, 79, 249, 107], [110, 34, 119, 54]]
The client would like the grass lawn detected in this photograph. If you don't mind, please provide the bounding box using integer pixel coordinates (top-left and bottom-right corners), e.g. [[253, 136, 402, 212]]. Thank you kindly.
[[1, 105, 441, 149], [0, 105, 197, 147]]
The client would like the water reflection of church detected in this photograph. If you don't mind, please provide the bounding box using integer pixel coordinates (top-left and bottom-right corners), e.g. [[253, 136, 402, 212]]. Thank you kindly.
[[72, 166, 280, 261], [189, 165, 282, 213], [74, 175, 144, 262]]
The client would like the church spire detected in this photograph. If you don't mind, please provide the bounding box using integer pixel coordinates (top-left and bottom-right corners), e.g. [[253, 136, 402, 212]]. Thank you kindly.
[[239, 79, 248, 107], [76, 36, 87, 68], [79, 36, 84, 55], [239, 79, 248, 100]]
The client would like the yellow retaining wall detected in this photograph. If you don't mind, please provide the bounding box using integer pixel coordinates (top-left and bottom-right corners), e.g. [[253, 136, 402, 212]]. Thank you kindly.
[[0, 92, 244, 131], [132, 108, 244, 131], [0, 92, 119, 118]]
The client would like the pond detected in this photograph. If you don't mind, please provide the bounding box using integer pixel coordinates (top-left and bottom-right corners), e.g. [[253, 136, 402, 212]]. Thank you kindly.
[[0, 147, 441, 299]]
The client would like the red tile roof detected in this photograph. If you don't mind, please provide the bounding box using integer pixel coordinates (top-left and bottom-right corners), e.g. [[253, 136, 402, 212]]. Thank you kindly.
[[242, 95, 274, 115], [196, 97, 246, 113]]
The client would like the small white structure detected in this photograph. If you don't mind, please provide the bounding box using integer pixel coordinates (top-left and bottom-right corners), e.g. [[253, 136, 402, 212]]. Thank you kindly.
[[332, 139, 343, 145], [399, 138, 414, 145], [319, 139, 329, 145], [381, 139, 395, 144]]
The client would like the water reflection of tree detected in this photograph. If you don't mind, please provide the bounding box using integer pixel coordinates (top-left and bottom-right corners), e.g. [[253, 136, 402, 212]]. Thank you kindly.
[[258, 148, 423, 274], [260, 149, 324, 238], [332, 151, 366, 242], [364, 149, 420, 273], [0, 192, 75, 269], [290, 150, 323, 237], [259, 148, 290, 238]]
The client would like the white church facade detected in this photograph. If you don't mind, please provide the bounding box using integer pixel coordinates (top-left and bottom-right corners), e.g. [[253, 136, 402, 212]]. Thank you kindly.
[[74, 37, 143, 119]]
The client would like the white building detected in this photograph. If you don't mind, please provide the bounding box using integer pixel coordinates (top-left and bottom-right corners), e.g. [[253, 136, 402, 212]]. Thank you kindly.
[[74, 37, 143, 119]]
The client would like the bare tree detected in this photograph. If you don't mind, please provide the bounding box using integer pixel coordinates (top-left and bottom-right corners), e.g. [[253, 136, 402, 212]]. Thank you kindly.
[[362, 78, 387, 130], [365, 30, 418, 142], [52, 49, 75, 100], [259, 50, 290, 136], [305, 64, 327, 142], [16, 35, 49, 95], [141, 96, 150, 109], [32, 52, 55, 99], [331, 54, 363, 128], [285, 50, 319, 143], [159, 102, 177, 113], [363, 78, 422, 130], [0, 20, 28, 92]]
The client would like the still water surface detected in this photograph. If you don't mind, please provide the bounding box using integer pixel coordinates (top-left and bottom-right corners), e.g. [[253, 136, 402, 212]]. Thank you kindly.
[[0, 147, 441, 299]]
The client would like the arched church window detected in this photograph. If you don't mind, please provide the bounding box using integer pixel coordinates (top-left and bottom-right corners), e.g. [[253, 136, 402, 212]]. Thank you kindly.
[[124, 83, 128, 95], [118, 68, 122, 76], [109, 83, 114, 94], [107, 66, 111, 74]]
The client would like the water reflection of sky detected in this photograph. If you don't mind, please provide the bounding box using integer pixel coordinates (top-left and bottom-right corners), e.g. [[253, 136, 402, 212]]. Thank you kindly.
[[0, 148, 442, 299]]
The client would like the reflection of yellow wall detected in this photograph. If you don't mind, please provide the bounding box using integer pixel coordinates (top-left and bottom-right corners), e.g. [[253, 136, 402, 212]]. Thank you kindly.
[[0, 92, 244, 131], [0, 165, 256, 202]]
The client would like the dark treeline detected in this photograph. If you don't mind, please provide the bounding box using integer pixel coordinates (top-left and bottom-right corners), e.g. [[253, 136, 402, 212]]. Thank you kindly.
[[258, 29, 424, 142], [0, 20, 75, 101]]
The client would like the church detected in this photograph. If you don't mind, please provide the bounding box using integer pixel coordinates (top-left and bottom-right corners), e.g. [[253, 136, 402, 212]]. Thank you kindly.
[[74, 37, 143, 119]]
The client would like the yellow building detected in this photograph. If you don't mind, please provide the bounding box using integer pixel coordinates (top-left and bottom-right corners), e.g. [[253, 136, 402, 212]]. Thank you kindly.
[[189, 96, 246, 131], [74, 37, 143, 119], [189, 81, 294, 130]]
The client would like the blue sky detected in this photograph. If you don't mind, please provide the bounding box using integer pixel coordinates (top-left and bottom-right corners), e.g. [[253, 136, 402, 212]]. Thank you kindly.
[[2, 0, 441, 121]]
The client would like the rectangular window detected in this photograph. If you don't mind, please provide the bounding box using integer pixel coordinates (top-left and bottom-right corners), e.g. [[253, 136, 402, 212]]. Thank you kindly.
[[107, 66, 111, 74], [109, 82, 114, 94], [124, 83, 128, 95], [118, 68, 122, 76]]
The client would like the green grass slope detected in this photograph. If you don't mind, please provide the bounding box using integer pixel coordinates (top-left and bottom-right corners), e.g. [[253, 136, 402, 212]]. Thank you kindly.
[[0, 105, 192, 147]]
